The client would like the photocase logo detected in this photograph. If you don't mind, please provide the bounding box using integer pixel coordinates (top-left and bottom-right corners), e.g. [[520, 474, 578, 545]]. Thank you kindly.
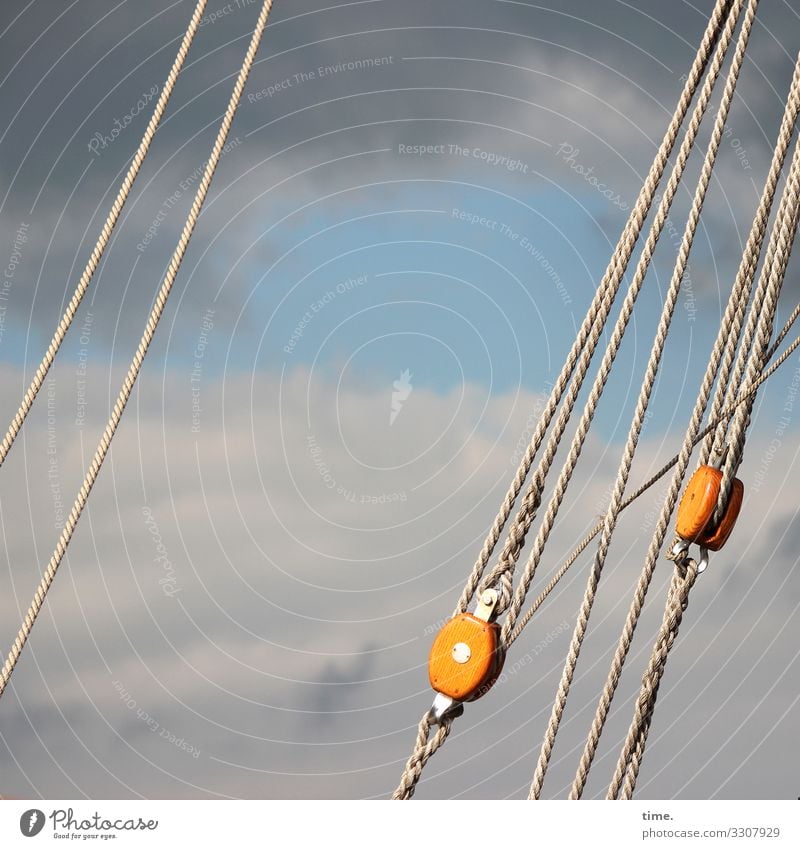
[[390, 369, 413, 425], [19, 809, 45, 837]]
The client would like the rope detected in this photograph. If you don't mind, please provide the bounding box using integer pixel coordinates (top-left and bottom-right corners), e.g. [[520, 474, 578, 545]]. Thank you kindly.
[[0, 0, 209, 471], [527, 0, 756, 799], [0, 0, 276, 701], [392, 712, 454, 800], [389, 306, 800, 800], [454, 0, 734, 617], [568, 44, 800, 801], [606, 116, 800, 800], [506, 300, 800, 646], [712, 130, 800, 517], [499, 0, 746, 648], [607, 558, 699, 799], [395, 0, 735, 796]]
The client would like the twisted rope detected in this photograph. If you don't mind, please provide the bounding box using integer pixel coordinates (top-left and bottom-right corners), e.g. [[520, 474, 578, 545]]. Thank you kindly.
[[607, 559, 699, 799], [506, 298, 800, 647], [0, 0, 276, 700], [499, 0, 746, 649], [392, 712, 454, 800], [568, 40, 800, 802], [604, 96, 800, 801], [0, 0, 209, 470], [389, 285, 800, 801], [396, 0, 735, 796], [712, 116, 800, 516], [527, 0, 756, 799], [454, 0, 734, 617]]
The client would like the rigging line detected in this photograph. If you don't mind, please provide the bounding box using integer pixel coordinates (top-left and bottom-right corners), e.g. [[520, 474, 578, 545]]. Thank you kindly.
[[609, 559, 697, 800], [608, 105, 800, 801], [470, 3, 735, 615], [0, 0, 209, 471], [498, 0, 747, 647], [389, 223, 800, 808], [0, 0, 276, 701], [392, 713, 454, 800], [613, 561, 697, 800], [706, 79, 800, 500], [393, 316, 800, 801], [569, 44, 800, 800], [394, 0, 736, 799], [527, 0, 758, 801], [714, 168, 800, 517], [505, 295, 800, 648], [453, 0, 734, 617]]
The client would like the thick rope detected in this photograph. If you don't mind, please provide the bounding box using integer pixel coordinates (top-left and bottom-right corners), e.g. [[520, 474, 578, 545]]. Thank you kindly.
[[568, 45, 800, 800], [390, 305, 800, 800], [612, 568, 687, 800], [394, 0, 735, 799], [392, 712, 454, 800], [713, 141, 800, 516], [506, 300, 800, 647], [499, 0, 746, 649], [706, 55, 800, 493], [454, 0, 734, 617], [394, 0, 744, 798], [527, 0, 756, 799], [607, 559, 699, 799], [0, 0, 209, 471], [0, 0, 275, 701], [605, 125, 800, 800]]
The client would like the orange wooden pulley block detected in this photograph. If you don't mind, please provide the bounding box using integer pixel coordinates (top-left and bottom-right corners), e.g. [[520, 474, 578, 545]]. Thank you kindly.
[[698, 477, 744, 551], [676, 465, 722, 540], [428, 613, 504, 701], [675, 464, 743, 550]]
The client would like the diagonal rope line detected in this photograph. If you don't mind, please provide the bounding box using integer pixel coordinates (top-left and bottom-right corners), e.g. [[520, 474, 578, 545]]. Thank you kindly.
[[0, 0, 209, 471], [608, 560, 699, 799], [395, 0, 736, 798], [527, 0, 757, 800], [567, 43, 800, 801], [713, 152, 800, 517], [498, 0, 747, 648], [391, 304, 800, 801], [392, 286, 800, 799], [707, 125, 800, 498], [608, 110, 800, 800], [454, 0, 735, 617], [506, 297, 800, 647], [392, 713, 454, 800], [0, 0, 276, 701]]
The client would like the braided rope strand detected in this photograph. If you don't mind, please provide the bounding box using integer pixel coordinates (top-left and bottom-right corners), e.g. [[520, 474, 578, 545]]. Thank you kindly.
[[500, 0, 746, 648], [394, 0, 735, 797], [528, 0, 756, 799], [0, 0, 209, 470], [608, 110, 800, 801], [392, 712, 454, 800], [506, 300, 800, 647], [608, 561, 699, 799], [0, 0, 276, 700], [454, 0, 734, 616], [568, 37, 800, 802]]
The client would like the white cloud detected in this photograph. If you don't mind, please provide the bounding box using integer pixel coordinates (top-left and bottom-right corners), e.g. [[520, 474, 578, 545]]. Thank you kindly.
[[0, 358, 798, 798]]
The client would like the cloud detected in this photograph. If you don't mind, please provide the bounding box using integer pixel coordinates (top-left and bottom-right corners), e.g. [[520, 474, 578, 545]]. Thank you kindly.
[[0, 354, 798, 798], [2, 0, 800, 801], [4, 0, 800, 358]]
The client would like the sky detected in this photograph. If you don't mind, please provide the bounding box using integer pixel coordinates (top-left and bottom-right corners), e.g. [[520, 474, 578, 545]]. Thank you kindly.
[[0, 0, 799, 800]]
